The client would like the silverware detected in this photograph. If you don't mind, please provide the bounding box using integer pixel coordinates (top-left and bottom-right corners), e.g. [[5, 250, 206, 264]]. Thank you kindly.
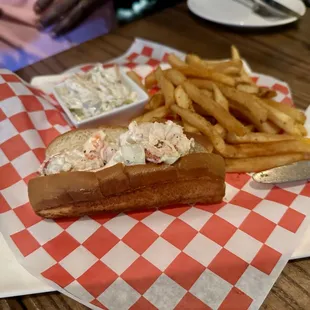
[[253, 161, 310, 184], [255, 0, 302, 18]]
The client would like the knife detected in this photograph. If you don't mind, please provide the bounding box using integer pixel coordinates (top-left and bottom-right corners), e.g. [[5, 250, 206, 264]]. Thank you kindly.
[[253, 161, 310, 184], [256, 0, 302, 18]]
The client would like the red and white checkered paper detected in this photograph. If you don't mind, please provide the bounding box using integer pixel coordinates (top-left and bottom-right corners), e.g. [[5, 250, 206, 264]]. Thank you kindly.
[[1, 38, 310, 310]]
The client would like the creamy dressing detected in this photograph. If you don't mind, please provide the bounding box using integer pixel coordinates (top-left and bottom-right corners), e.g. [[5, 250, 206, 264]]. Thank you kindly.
[[56, 65, 137, 121]]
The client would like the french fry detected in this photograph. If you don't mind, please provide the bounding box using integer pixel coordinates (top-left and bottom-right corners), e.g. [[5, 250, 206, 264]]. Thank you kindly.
[[225, 153, 309, 173], [258, 87, 277, 99], [231, 45, 241, 61], [167, 54, 187, 68], [165, 68, 187, 86], [185, 54, 203, 67], [222, 66, 241, 76], [246, 124, 255, 132], [296, 123, 308, 136], [155, 67, 175, 107], [171, 104, 226, 154], [127, 71, 147, 93], [183, 122, 200, 133], [226, 132, 296, 144], [145, 92, 165, 110], [236, 83, 259, 94], [264, 99, 306, 124], [214, 124, 227, 139], [231, 45, 253, 85], [212, 83, 229, 111], [189, 78, 214, 91], [212, 60, 242, 73], [136, 106, 169, 123], [183, 81, 247, 136], [175, 85, 192, 109], [201, 89, 213, 98], [145, 71, 157, 89]]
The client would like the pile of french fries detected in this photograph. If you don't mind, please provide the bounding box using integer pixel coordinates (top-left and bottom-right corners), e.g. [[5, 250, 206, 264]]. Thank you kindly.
[[127, 46, 309, 173]]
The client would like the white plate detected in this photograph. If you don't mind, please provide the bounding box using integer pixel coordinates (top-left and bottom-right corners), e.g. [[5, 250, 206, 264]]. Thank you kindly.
[[187, 0, 306, 28]]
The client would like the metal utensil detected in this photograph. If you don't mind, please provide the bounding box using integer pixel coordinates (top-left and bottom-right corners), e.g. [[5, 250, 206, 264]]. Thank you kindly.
[[253, 161, 310, 184], [256, 0, 302, 18]]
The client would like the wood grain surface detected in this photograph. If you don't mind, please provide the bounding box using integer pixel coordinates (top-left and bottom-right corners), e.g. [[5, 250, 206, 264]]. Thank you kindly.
[[2, 1, 310, 309]]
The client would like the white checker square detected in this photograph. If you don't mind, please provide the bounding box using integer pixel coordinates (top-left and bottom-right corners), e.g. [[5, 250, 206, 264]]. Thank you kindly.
[[266, 226, 297, 255], [0, 119, 18, 144], [28, 111, 50, 130], [223, 183, 239, 202], [190, 269, 232, 309], [134, 55, 150, 64], [60, 246, 97, 278], [29, 220, 63, 245], [9, 83, 32, 95], [54, 124, 71, 134], [134, 65, 153, 79], [37, 97, 56, 110], [144, 274, 186, 309], [142, 237, 180, 271], [290, 195, 310, 217], [0, 75, 5, 84], [225, 230, 262, 263], [101, 241, 139, 275], [184, 233, 221, 267], [276, 181, 306, 195], [254, 200, 287, 224], [104, 213, 138, 239], [25, 247, 56, 274], [21, 130, 45, 149], [0, 149, 9, 167], [1, 180, 28, 208], [242, 179, 273, 199], [65, 280, 94, 302], [67, 216, 100, 243], [142, 211, 174, 234], [216, 203, 250, 227], [11, 151, 40, 178], [0, 210, 24, 235], [179, 207, 212, 231], [1, 97, 24, 117], [98, 278, 140, 310]]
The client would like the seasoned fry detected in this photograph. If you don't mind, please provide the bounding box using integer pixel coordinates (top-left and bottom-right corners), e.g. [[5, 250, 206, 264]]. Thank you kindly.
[[145, 71, 157, 89], [171, 104, 226, 153], [231, 45, 241, 61], [264, 99, 306, 124], [200, 89, 213, 98], [236, 83, 259, 94], [226, 154, 309, 173], [212, 83, 229, 111], [127, 71, 147, 93], [231, 45, 253, 84], [175, 85, 192, 109], [167, 54, 187, 68], [222, 66, 241, 76], [183, 122, 200, 133], [165, 68, 187, 86], [258, 87, 277, 99], [155, 67, 175, 107], [136, 106, 169, 123], [189, 78, 214, 91], [183, 81, 247, 136], [226, 132, 296, 144], [145, 93, 165, 110], [296, 123, 308, 136], [246, 124, 255, 132], [214, 124, 227, 139]]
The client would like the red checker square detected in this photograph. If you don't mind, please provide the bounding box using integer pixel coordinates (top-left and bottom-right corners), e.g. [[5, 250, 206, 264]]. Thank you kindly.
[[19, 96, 42, 112], [251, 77, 259, 84], [141, 46, 153, 57], [11, 229, 40, 257], [45, 110, 68, 126], [122, 222, 158, 254], [147, 59, 160, 67], [2, 74, 20, 83], [196, 201, 226, 213], [90, 299, 108, 310], [230, 190, 262, 210], [251, 244, 281, 275], [103, 63, 114, 69], [83, 226, 119, 258], [0, 83, 15, 101], [272, 83, 289, 95], [0, 163, 20, 190], [1, 135, 30, 161], [33, 148, 46, 164], [161, 204, 191, 217], [300, 182, 310, 198], [43, 231, 79, 262], [127, 52, 139, 61], [148, 87, 160, 96], [23, 172, 37, 185], [162, 53, 170, 62], [175, 293, 211, 310], [278, 208, 305, 233], [219, 287, 253, 310], [10, 112, 34, 132], [42, 263, 75, 288], [162, 219, 197, 250], [125, 62, 137, 69], [39, 128, 60, 146], [14, 203, 42, 228], [165, 252, 205, 290], [266, 187, 297, 207], [226, 173, 251, 189], [200, 215, 236, 246], [130, 297, 157, 310], [0, 109, 6, 121], [0, 193, 10, 213], [55, 217, 78, 229], [27, 86, 44, 97], [78, 261, 118, 297], [121, 257, 161, 294], [81, 65, 94, 72], [208, 248, 248, 285], [240, 212, 276, 243], [281, 97, 294, 107], [125, 209, 153, 221], [90, 211, 118, 224]]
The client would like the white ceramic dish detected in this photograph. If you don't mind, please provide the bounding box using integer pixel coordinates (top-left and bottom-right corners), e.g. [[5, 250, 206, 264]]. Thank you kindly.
[[187, 0, 306, 28], [53, 67, 149, 128]]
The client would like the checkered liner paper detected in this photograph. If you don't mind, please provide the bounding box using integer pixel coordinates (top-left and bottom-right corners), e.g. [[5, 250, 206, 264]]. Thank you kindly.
[[1, 38, 310, 310]]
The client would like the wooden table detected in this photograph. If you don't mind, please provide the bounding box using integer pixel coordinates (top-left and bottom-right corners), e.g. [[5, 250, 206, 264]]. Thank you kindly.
[[2, 2, 310, 309]]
